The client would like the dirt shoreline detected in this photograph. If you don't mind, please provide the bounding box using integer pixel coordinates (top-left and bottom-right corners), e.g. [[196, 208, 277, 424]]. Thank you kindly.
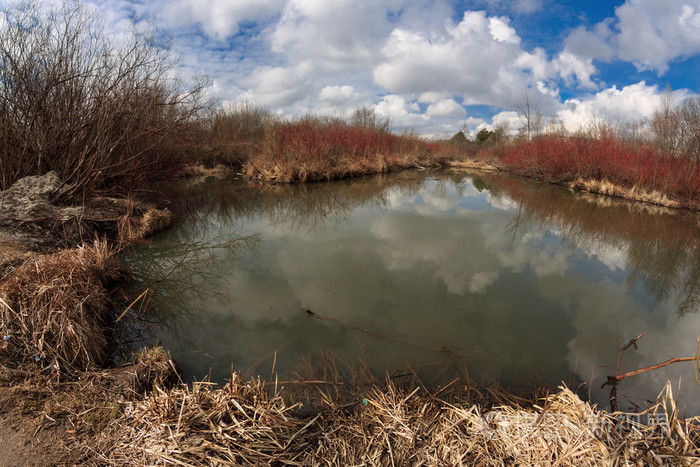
[[1, 168, 699, 464]]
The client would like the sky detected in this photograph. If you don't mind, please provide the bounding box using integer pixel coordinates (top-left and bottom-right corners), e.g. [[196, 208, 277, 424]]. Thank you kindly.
[[87, 0, 700, 138]]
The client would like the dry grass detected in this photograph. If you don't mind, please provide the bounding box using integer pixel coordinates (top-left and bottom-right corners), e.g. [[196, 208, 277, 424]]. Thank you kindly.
[[117, 208, 174, 243], [0, 240, 121, 373], [0, 241, 33, 276], [569, 177, 682, 210], [450, 159, 502, 172], [93, 374, 699, 465], [178, 164, 234, 178]]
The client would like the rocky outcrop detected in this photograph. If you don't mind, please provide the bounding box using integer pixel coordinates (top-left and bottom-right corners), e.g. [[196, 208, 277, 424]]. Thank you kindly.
[[0, 172, 172, 271]]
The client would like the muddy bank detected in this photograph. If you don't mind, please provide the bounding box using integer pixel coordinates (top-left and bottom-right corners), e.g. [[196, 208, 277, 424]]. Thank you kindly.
[[0, 347, 178, 465], [0, 172, 176, 463]]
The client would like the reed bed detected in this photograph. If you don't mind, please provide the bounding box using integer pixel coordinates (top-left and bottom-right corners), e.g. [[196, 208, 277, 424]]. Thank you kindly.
[[95, 373, 699, 465], [0, 240, 121, 373]]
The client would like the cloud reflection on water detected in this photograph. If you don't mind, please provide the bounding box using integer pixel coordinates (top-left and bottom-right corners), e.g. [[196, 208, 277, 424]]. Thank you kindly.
[[122, 170, 700, 414]]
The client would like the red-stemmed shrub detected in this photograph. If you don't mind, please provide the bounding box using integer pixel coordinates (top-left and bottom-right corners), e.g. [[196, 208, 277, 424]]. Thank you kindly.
[[501, 135, 700, 205], [245, 118, 457, 183]]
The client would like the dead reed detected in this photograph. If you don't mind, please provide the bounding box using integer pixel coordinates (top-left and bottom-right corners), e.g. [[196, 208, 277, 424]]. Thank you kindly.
[[569, 177, 682, 210], [95, 375, 699, 465], [117, 208, 174, 244], [0, 240, 121, 373]]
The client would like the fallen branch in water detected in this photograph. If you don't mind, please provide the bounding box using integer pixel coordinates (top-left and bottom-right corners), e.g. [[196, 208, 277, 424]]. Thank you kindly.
[[115, 288, 152, 323], [305, 309, 492, 361]]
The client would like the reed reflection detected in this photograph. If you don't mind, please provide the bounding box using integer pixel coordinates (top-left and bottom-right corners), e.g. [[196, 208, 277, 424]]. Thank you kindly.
[[120, 228, 261, 343], [488, 174, 700, 317], [164, 171, 429, 233]]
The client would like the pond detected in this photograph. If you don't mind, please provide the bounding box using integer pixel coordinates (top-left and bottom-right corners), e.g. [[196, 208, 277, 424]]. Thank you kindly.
[[119, 170, 700, 414]]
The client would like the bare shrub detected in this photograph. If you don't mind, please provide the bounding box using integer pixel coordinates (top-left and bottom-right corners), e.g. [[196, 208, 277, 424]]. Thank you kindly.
[[678, 97, 700, 166], [200, 104, 272, 167], [0, 0, 207, 199], [651, 93, 700, 168]]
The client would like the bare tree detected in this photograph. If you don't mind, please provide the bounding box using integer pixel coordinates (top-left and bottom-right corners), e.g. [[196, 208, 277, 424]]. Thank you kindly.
[[459, 122, 471, 141], [350, 106, 391, 133], [678, 97, 700, 167], [650, 88, 700, 175], [651, 86, 682, 157], [517, 92, 543, 140]]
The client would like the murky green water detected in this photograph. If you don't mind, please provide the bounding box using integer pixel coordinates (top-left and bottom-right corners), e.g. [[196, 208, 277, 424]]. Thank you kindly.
[[120, 170, 700, 413]]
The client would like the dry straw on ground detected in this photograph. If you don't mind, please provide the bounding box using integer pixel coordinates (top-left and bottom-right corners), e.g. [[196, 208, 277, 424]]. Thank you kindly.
[[95, 373, 699, 466], [0, 240, 121, 372]]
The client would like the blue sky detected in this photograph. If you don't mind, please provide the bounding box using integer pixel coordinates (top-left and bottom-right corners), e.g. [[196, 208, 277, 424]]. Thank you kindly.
[[89, 0, 700, 138]]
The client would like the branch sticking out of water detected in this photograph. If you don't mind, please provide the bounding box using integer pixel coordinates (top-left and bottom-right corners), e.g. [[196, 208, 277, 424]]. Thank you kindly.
[[607, 355, 700, 386], [606, 334, 700, 412]]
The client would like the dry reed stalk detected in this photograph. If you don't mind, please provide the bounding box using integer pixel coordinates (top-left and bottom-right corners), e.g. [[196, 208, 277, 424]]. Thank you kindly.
[[95, 375, 700, 465], [0, 240, 121, 372]]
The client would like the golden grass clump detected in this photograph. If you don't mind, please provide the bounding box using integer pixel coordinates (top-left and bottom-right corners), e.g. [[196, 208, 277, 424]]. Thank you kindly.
[[569, 178, 682, 210], [0, 240, 121, 372], [117, 208, 173, 243], [0, 242, 34, 277], [96, 377, 699, 465], [449, 159, 502, 172]]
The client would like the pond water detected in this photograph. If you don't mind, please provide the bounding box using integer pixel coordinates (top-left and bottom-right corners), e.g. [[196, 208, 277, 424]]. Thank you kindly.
[[120, 170, 700, 413]]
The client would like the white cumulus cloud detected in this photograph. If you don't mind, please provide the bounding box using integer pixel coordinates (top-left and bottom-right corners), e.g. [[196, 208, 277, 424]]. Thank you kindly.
[[374, 11, 527, 105], [163, 0, 285, 40], [82, 0, 700, 136], [564, 0, 700, 74], [320, 85, 363, 105], [554, 52, 597, 90], [426, 99, 467, 117], [556, 81, 672, 130]]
